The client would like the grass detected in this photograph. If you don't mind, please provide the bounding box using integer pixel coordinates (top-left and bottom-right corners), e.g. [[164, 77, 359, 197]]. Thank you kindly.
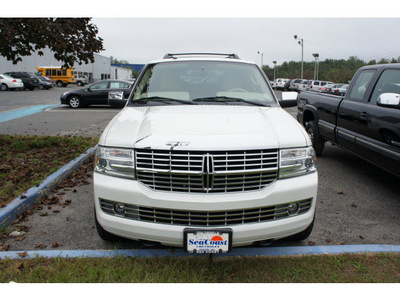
[[0, 253, 399, 283], [0, 134, 97, 208]]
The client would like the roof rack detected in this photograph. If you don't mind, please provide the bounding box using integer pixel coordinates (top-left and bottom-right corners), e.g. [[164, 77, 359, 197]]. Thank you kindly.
[[163, 53, 240, 59]]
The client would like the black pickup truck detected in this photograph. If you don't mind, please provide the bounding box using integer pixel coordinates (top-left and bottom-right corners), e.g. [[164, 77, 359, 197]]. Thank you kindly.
[[297, 63, 400, 177]]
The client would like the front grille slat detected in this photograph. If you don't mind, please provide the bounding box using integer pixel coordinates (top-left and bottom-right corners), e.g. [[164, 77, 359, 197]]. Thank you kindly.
[[100, 198, 312, 227], [136, 148, 278, 193]]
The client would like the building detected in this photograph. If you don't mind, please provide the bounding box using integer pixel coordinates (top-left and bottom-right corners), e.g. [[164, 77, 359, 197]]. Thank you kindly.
[[0, 48, 135, 83], [110, 66, 133, 80], [111, 63, 144, 72]]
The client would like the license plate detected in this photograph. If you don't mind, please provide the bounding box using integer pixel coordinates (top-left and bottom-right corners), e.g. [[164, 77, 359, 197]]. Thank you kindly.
[[184, 229, 232, 253]]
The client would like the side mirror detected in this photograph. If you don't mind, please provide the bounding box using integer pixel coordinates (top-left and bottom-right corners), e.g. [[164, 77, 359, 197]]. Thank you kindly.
[[279, 92, 298, 108], [108, 91, 127, 108], [108, 91, 124, 100], [377, 93, 400, 108]]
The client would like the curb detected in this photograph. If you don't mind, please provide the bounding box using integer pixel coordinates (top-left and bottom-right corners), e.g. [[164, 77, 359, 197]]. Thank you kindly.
[[0, 145, 97, 229], [1, 244, 400, 260]]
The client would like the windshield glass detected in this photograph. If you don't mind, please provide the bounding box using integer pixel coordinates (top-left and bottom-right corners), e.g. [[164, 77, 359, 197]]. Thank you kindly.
[[129, 61, 276, 106]]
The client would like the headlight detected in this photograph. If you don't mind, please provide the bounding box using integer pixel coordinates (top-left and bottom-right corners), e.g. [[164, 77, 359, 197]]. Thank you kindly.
[[279, 146, 316, 179], [108, 91, 124, 100], [95, 146, 135, 179]]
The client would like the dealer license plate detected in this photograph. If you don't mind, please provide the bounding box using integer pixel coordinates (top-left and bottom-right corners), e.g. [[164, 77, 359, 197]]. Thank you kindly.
[[184, 229, 232, 253]]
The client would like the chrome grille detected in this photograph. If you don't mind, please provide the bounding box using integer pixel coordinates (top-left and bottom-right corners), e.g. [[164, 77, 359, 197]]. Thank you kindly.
[[135, 149, 278, 193], [100, 198, 312, 227]]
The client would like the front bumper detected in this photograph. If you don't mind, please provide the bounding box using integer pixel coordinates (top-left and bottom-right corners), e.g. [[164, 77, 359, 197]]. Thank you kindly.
[[94, 172, 318, 247]]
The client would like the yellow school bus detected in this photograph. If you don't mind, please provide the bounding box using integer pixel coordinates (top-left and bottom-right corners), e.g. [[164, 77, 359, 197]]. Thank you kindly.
[[36, 66, 75, 87]]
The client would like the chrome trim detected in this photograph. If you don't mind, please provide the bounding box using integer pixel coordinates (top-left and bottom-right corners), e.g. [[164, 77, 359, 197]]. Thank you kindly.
[[100, 198, 312, 227], [135, 149, 279, 193]]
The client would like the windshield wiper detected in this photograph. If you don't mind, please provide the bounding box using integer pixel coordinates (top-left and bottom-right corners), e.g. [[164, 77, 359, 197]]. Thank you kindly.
[[133, 97, 196, 105], [192, 96, 271, 107]]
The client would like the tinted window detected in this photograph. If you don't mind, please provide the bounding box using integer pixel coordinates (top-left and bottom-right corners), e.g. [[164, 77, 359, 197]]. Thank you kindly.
[[110, 82, 130, 89], [90, 81, 109, 90], [349, 70, 376, 101], [369, 69, 400, 104]]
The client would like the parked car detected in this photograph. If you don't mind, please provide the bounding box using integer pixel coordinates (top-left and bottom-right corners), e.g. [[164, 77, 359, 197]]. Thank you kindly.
[[306, 80, 334, 92], [37, 76, 54, 90], [298, 80, 310, 91], [289, 79, 303, 91], [283, 79, 294, 91], [321, 83, 345, 95], [334, 84, 349, 96], [93, 53, 317, 253], [3, 72, 40, 90], [74, 74, 89, 86], [0, 74, 24, 91], [274, 78, 290, 90], [60, 79, 133, 108], [297, 63, 400, 177]]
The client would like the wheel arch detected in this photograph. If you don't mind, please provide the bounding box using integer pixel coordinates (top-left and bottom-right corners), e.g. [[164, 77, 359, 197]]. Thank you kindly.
[[302, 105, 319, 127]]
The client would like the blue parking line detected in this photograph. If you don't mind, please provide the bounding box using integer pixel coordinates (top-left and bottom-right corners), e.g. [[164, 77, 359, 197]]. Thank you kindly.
[[1, 244, 400, 260], [0, 104, 59, 123]]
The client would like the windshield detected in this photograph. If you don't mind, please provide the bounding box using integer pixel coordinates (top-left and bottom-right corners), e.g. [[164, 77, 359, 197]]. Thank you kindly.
[[129, 61, 276, 106]]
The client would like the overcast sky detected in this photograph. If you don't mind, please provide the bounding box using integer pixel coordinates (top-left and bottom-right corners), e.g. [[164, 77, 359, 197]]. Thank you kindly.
[[91, 17, 400, 67], [6, 0, 400, 68]]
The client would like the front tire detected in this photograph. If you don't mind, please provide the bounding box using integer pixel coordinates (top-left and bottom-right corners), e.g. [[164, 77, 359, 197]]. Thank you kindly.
[[68, 96, 82, 109], [306, 121, 325, 156]]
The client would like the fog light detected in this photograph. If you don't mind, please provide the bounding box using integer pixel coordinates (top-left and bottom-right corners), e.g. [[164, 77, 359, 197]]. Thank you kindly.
[[287, 202, 300, 215], [114, 203, 126, 215]]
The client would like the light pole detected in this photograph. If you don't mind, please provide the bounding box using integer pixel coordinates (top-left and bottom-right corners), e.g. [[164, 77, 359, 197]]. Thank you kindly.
[[257, 51, 264, 69], [272, 61, 277, 81], [312, 53, 319, 80], [294, 35, 304, 79]]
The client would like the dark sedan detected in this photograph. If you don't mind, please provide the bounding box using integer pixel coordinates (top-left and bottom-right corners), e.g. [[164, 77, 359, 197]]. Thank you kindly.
[[60, 80, 133, 108]]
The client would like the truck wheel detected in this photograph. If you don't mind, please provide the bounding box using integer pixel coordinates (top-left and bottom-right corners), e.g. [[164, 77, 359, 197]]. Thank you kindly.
[[94, 210, 121, 242], [56, 81, 64, 87], [306, 121, 325, 156]]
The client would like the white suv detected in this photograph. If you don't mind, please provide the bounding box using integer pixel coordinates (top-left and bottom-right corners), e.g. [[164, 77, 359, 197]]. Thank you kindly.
[[94, 53, 318, 253], [74, 74, 88, 86], [306, 80, 334, 92], [273, 78, 290, 90]]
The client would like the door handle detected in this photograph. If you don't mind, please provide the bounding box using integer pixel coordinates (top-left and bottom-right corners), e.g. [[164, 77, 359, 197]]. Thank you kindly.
[[360, 111, 369, 119]]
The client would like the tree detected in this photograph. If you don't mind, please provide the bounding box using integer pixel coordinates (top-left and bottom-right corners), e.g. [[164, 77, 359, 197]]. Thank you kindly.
[[0, 18, 104, 68]]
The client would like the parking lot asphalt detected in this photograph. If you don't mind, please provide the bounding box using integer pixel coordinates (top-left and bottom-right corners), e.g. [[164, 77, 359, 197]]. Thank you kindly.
[[1, 89, 400, 252]]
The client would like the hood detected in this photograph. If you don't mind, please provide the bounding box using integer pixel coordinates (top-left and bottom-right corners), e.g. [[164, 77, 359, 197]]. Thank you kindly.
[[100, 105, 309, 150]]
